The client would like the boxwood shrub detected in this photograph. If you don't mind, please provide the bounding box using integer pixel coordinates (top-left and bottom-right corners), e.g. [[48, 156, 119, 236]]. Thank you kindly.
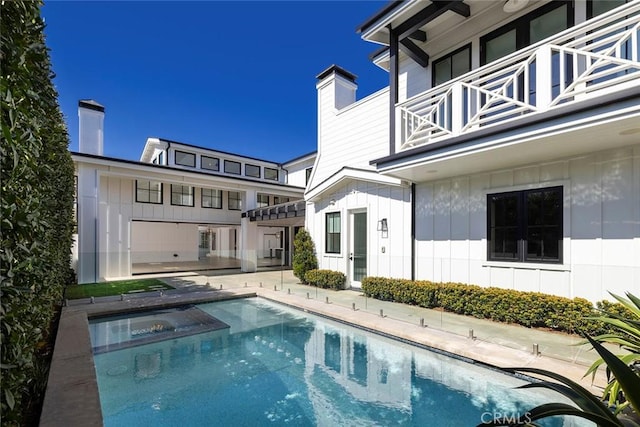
[[304, 269, 346, 290], [361, 277, 622, 336]]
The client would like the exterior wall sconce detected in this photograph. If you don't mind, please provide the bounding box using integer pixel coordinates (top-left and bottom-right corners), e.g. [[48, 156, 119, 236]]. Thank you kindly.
[[503, 0, 528, 13], [377, 218, 388, 232], [329, 199, 336, 206]]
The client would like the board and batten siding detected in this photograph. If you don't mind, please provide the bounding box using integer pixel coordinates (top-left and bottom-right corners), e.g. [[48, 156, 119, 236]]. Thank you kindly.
[[306, 180, 412, 286], [414, 144, 640, 303]]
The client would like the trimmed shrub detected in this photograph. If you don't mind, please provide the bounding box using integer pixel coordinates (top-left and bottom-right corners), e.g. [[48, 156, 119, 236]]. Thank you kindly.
[[292, 228, 318, 284], [1, 1, 76, 424], [361, 276, 627, 336], [304, 269, 346, 290]]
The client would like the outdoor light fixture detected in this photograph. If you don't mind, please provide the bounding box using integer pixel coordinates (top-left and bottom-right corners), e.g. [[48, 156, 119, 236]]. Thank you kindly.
[[377, 218, 388, 233], [503, 0, 528, 13], [329, 199, 336, 206]]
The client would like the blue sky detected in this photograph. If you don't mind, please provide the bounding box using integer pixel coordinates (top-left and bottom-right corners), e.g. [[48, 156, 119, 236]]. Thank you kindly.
[[42, 1, 390, 163]]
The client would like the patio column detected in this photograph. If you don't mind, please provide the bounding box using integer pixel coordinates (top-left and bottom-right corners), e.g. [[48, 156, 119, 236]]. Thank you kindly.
[[241, 189, 258, 272]]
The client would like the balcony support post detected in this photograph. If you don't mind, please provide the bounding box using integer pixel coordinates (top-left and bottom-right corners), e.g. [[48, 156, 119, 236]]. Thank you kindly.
[[536, 46, 553, 110], [451, 82, 464, 135]]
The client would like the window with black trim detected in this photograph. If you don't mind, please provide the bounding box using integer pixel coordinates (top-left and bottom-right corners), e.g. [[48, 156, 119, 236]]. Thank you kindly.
[[245, 164, 260, 178], [228, 191, 241, 210], [487, 186, 562, 263], [274, 196, 289, 205], [224, 160, 241, 175], [432, 44, 471, 86], [201, 156, 219, 171], [305, 168, 312, 185], [325, 212, 341, 254], [257, 194, 269, 208], [175, 150, 195, 167], [171, 184, 194, 207], [201, 188, 222, 209], [136, 180, 163, 204], [265, 167, 279, 181]]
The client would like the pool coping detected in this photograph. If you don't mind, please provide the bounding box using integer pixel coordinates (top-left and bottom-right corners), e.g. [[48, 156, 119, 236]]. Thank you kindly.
[[40, 286, 608, 426]]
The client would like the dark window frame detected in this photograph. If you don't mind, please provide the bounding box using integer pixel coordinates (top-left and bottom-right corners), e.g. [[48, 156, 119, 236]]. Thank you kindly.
[[487, 186, 563, 264], [245, 163, 261, 178], [224, 160, 241, 175], [135, 180, 163, 204], [264, 167, 279, 181], [201, 188, 222, 209], [175, 150, 196, 167], [201, 155, 220, 171], [228, 191, 242, 210], [170, 184, 194, 207], [257, 193, 269, 208], [325, 212, 341, 254], [305, 168, 313, 185], [431, 43, 472, 87], [480, 1, 573, 65]]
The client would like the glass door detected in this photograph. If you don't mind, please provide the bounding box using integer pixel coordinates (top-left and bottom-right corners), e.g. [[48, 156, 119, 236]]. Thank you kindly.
[[349, 211, 367, 287]]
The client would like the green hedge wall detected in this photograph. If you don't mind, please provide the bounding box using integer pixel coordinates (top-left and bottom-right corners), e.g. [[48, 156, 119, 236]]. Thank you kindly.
[[362, 277, 622, 336], [304, 269, 346, 290], [1, 1, 76, 424]]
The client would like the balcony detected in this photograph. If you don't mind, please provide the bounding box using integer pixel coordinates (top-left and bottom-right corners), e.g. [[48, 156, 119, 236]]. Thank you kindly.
[[398, 3, 640, 153]]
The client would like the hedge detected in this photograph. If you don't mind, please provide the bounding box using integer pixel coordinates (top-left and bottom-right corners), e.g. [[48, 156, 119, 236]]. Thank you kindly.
[[304, 269, 346, 290], [1, 2, 76, 424], [361, 277, 624, 336]]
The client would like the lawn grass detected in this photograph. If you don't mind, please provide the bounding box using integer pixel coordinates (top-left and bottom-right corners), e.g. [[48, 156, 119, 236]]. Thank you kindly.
[[65, 278, 173, 299]]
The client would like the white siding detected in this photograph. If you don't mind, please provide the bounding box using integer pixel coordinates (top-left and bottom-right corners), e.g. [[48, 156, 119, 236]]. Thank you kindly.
[[312, 88, 390, 190], [414, 145, 640, 303]]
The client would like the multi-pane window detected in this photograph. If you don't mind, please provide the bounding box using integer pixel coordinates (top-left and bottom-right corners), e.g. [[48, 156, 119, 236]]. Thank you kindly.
[[136, 180, 163, 204], [171, 184, 194, 207], [274, 196, 289, 205], [225, 160, 241, 175], [265, 167, 279, 181], [325, 212, 341, 254], [175, 150, 195, 167], [257, 194, 269, 208], [245, 164, 260, 178], [228, 191, 242, 210], [432, 44, 471, 86], [201, 188, 222, 209], [487, 186, 562, 263], [201, 156, 219, 171]]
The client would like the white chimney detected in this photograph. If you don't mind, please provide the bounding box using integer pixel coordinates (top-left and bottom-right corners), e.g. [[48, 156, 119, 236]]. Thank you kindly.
[[316, 64, 357, 111], [78, 99, 105, 155]]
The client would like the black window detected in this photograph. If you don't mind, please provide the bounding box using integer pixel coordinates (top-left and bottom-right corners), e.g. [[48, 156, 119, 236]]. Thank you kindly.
[[136, 180, 163, 204], [201, 188, 222, 209], [325, 212, 341, 254], [201, 156, 219, 171], [432, 44, 471, 86], [257, 194, 269, 208], [175, 150, 195, 167], [228, 191, 241, 210], [265, 167, 279, 181], [480, 1, 572, 65], [487, 186, 562, 263], [224, 160, 241, 175], [171, 184, 194, 207], [245, 164, 260, 178], [274, 196, 289, 205], [305, 168, 312, 185]]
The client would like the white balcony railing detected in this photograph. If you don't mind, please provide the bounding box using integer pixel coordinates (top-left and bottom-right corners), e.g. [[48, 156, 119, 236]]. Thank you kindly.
[[398, 2, 640, 151]]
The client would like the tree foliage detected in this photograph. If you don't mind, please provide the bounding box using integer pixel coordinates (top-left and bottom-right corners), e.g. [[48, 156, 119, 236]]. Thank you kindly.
[[1, 1, 76, 424], [292, 228, 318, 284]]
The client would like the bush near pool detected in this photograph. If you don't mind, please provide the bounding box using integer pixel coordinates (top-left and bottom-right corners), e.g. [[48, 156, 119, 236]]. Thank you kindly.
[[361, 276, 631, 336], [304, 269, 346, 290]]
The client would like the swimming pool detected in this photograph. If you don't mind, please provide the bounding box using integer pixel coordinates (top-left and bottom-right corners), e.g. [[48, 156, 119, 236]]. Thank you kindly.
[[89, 298, 585, 426]]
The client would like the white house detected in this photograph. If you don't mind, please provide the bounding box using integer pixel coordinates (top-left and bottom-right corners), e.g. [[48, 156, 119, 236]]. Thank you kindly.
[[73, 100, 312, 283], [306, 0, 640, 302]]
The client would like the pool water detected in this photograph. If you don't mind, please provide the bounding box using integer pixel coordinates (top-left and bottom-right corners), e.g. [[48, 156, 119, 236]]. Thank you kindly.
[[90, 298, 587, 426]]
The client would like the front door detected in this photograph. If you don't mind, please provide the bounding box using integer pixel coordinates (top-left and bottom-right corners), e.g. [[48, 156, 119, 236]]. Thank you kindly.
[[349, 211, 367, 288], [198, 231, 209, 260]]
